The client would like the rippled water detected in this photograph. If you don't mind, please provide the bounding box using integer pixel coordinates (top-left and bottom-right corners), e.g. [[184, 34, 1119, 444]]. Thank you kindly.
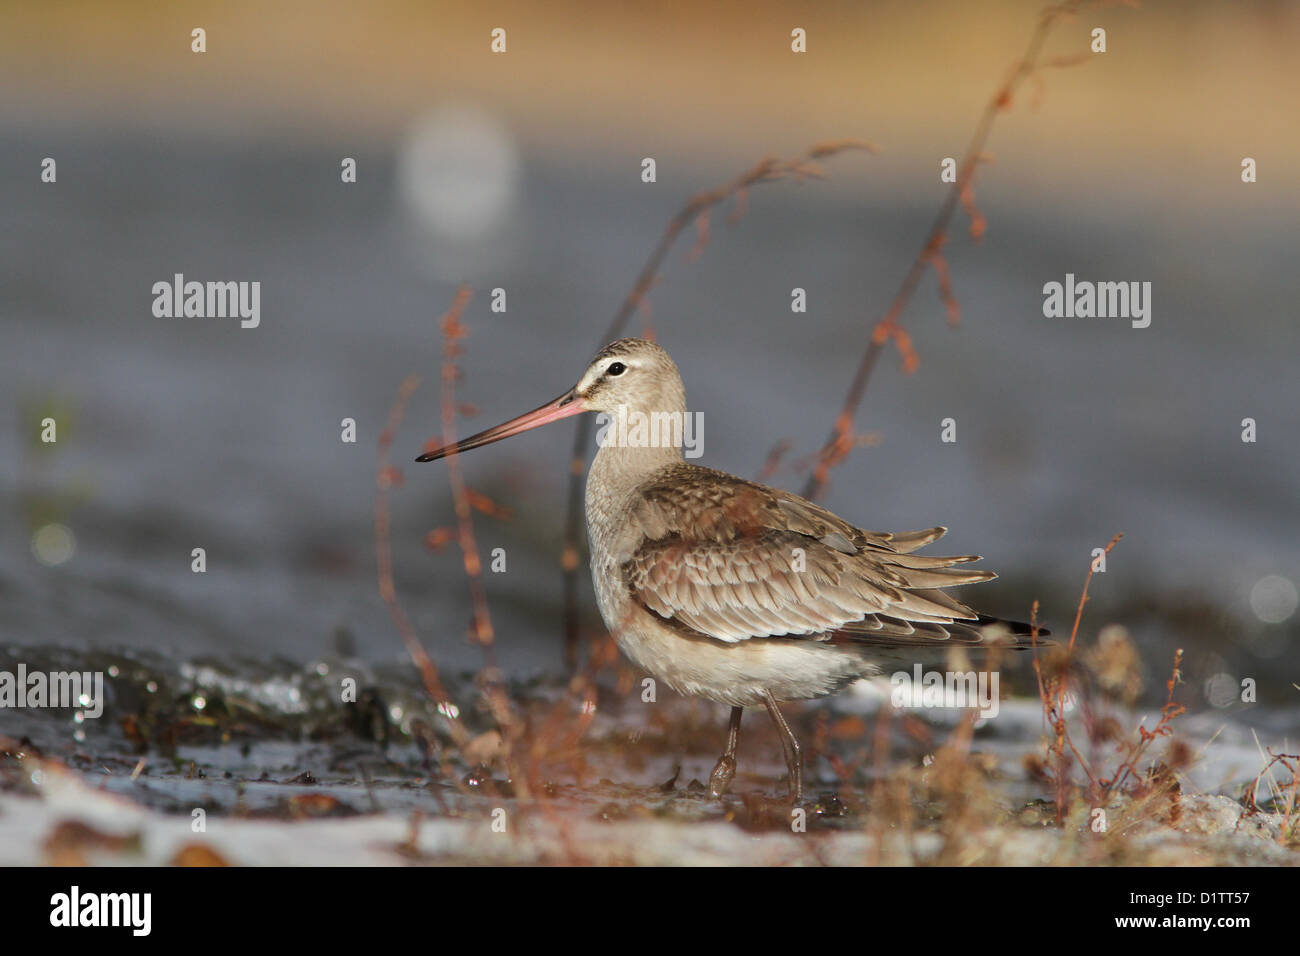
[[2, 127, 1296, 762]]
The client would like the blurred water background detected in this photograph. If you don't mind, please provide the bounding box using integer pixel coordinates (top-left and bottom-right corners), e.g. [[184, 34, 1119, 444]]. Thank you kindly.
[[2, 0, 1297, 725]]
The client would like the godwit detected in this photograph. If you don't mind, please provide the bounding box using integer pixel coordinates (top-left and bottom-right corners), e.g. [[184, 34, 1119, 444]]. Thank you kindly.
[[417, 338, 1045, 802]]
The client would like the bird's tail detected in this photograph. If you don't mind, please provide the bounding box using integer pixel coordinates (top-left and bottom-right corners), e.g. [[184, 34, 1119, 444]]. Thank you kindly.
[[972, 614, 1052, 648], [833, 613, 1051, 649]]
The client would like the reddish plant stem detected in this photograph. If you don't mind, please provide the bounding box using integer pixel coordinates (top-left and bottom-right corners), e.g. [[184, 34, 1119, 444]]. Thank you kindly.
[[433, 288, 526, 792], [1102, 648, 1185, 801], [376, 374, 468, 751], [802, 0, 1099, 500]]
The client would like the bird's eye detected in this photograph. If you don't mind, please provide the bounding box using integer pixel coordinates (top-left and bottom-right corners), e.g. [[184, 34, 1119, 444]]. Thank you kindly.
[[607, 362, 626, 376]]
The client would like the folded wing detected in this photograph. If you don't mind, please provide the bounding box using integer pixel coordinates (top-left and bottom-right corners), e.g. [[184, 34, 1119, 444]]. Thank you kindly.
[[623, 465, 1033, 648]]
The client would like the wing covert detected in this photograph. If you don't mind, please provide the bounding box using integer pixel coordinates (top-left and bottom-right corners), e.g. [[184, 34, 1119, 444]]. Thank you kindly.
[[622, 466, 996, 646]]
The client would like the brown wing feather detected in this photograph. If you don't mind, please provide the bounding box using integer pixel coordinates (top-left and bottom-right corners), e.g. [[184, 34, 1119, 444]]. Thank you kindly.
[[623, 464, 1021, 648]]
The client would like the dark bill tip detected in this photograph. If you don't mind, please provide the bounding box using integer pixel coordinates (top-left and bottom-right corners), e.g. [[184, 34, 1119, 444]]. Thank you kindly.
[[414, 389, 586, 465]]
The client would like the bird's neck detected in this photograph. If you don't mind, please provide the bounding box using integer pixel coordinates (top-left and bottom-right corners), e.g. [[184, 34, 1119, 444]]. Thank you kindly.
[[586, 404, 687, 519]]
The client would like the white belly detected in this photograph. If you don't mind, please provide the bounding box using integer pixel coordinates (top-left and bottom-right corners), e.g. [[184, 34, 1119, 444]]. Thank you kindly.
[[593, 569, 875, 707]]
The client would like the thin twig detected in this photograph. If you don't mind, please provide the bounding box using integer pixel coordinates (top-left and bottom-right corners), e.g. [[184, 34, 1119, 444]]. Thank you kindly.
[[376, 375, 468, 751], [802, 0, 1103, 500], [1101, 648, 1184, 800], [432, 287, 528, 796], [1032, 532, 1121, 823]]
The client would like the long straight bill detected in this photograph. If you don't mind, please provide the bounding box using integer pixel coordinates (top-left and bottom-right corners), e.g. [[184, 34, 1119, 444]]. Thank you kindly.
[[416, 390, 586, 462]]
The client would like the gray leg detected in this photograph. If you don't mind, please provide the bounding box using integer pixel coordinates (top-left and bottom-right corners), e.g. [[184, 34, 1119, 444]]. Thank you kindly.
[[708, 706, 744, 798], [762, 691, 802, 803]]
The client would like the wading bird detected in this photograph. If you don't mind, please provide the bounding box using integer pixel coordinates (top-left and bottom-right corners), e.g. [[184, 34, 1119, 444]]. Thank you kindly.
[[417, 338, 1044, 802]]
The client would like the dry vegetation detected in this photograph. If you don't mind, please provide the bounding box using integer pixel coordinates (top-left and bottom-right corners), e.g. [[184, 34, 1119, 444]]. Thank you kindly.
[[359, 0, 1297, 864]]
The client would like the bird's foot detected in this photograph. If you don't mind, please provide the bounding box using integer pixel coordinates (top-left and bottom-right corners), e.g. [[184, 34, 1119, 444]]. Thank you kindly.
[[708, 754, 736, 798]]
